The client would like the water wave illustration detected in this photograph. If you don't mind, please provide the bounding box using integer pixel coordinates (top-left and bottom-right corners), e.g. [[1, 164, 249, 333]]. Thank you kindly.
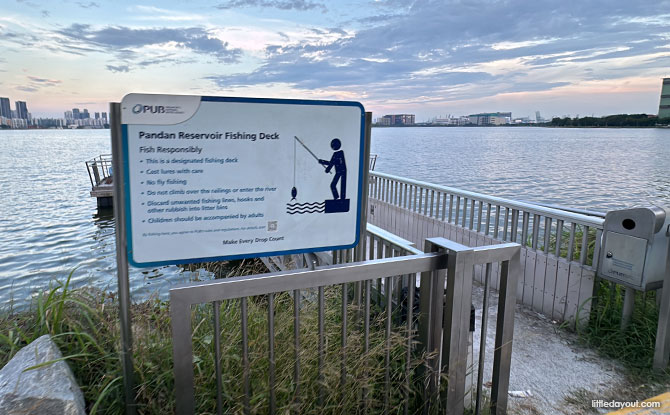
[[287, 201, 326, 214]]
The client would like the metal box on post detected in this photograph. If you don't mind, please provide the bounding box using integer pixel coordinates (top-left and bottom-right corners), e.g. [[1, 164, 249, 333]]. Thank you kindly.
[[598, 207, 670, 291]]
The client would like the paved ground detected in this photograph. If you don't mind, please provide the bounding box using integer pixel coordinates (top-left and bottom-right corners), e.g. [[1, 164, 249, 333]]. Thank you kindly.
[[470, 281, 628, 415]]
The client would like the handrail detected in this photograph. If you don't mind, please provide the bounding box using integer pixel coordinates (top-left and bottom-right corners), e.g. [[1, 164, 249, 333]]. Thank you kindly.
[[366, 223, 423, 255], [85, 154, 113, 188], [370, 171, 604, 228], [369, 170, 603, 267]]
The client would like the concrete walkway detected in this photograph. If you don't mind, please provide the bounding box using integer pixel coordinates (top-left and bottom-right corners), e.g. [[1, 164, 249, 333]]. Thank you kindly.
[[471, 281, 627, 415]]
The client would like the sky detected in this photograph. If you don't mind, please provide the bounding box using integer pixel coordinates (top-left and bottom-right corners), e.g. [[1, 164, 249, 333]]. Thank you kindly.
[[1, 0, 670, 120]]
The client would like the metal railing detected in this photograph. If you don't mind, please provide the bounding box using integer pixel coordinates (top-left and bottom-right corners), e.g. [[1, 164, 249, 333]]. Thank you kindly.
[[370, 171, 604, 268], [170, 232, 521, 414], [85, 154, 113, 188]]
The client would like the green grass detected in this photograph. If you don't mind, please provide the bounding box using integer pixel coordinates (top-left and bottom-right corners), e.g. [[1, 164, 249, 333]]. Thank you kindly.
[[0, 263, 430, 414], [574, 280, 670, 379]]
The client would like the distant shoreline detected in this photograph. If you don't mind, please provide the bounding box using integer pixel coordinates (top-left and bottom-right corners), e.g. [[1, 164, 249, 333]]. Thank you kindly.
[[0, 127, 110, 131], [372, 124, 670, 129]]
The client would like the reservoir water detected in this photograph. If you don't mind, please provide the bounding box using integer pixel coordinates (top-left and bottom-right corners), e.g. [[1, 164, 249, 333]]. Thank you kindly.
[[1, 127, 669, 308]]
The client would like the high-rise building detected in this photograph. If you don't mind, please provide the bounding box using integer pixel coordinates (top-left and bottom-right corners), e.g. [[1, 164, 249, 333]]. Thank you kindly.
[[72, 108, 80, 119], [102, 112, 108, 121], [95, 112, 100, 119], [0, 97, 11, 119], [659, 78, 670, 119], [468, 112, 512, 125], [83, 109, 90, 119], [381, 114, 415, 126], [15, 101, 28, 120]]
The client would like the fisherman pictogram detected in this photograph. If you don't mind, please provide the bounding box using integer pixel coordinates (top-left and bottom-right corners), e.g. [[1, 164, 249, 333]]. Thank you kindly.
[[287, 136, 350, 214]]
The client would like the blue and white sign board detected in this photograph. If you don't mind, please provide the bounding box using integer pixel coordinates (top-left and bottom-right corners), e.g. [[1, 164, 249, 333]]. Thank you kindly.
[[121, 94, 365, 266]]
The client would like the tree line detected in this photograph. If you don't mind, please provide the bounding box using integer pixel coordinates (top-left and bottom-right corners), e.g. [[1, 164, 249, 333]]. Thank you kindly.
[[549, 114, 670, 127]]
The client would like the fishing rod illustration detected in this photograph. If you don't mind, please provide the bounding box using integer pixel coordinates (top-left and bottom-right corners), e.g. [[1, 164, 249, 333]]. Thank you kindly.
[[291, 135, 333, 201]]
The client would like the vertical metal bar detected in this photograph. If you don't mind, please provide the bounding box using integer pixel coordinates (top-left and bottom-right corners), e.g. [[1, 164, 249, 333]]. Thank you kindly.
[[544, 217, 552, 254], [318, 285, 325, 407], [418, 240, 447, 410], [461, 197, 468, 228], [429, 190, 435, 217], [268, 293, 276, 415], [403, 183, 408, 208], [341, 282, 348, 387], [394, 180, 399, 205], [435, 192, 441, 219], [384, 179, 391, 203], [110, 102, 136, 415], [654, 265, 670, 370], [384, 275, 392, 414], [441, 245, 474, 415], [567, 223, 577, 261], [424, 188, 429, 215], [477, 201, 483, 233], [469, 199, 475, 230], [380, 178, 385, 202], [354, 113, 372, 316], [241, 297, 250, 415], [580, 225, 590, 265], [510, 209, 519, 242], [213, 301, 223, 415], [293, 289, 300, 408], [363, 278, 371, 414], [414, 185, 419, 212], [475, 263, 492, 415], [415, 187, 421, 212], [485, 203, 491, 236], [531, 215, 540, 250], [407, 183, 411, 209], [404, 272, 416, 415], [555, 220, 564, 257], [503, 207, 509, 241], [491, 250, 521, 414], [442, 193, 447, 221], [493, 205, 501, 239], [455, 196, 461, 225], [521, 212, 530, 248], [448, 195, 454, 223], [426, 189, 435, 218], [385, 178, 390, 202], [171, 297, 193, 415]]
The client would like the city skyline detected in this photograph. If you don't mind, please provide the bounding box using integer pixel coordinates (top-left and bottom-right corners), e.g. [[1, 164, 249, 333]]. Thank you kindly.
[[1, 1, 669, 120], [0, 94, 110, 128]]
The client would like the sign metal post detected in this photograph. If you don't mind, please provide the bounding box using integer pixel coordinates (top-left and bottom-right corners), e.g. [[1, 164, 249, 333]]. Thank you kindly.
[[111, 102, 136, 414]]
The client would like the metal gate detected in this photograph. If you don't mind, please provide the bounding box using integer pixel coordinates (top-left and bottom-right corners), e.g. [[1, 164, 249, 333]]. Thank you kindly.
[[170, 235, 521, 414]]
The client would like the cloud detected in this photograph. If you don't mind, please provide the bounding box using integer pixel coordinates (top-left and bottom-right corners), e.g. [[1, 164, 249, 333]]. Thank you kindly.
[[27, 76, 61, 86], [106, 64, 130, 73], [215, 0, 326, 12], [206, 0, 670, 106], [16, 86, 38, 92], [41, 10, 49, 17], [15, 0, 39, 8], [14, 74, 62, 93], [76, 2, 99, 8], [129, 6, 206, 22], [56, 24, 242, 63]]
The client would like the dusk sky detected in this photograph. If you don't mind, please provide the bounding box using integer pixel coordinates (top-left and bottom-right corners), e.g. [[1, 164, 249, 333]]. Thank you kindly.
[[1, 0, 669, 120]]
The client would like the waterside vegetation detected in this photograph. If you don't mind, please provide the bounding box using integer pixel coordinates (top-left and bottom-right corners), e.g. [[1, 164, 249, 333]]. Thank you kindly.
[[549, 114, 670, 127], [0, 262, 428, 414]]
